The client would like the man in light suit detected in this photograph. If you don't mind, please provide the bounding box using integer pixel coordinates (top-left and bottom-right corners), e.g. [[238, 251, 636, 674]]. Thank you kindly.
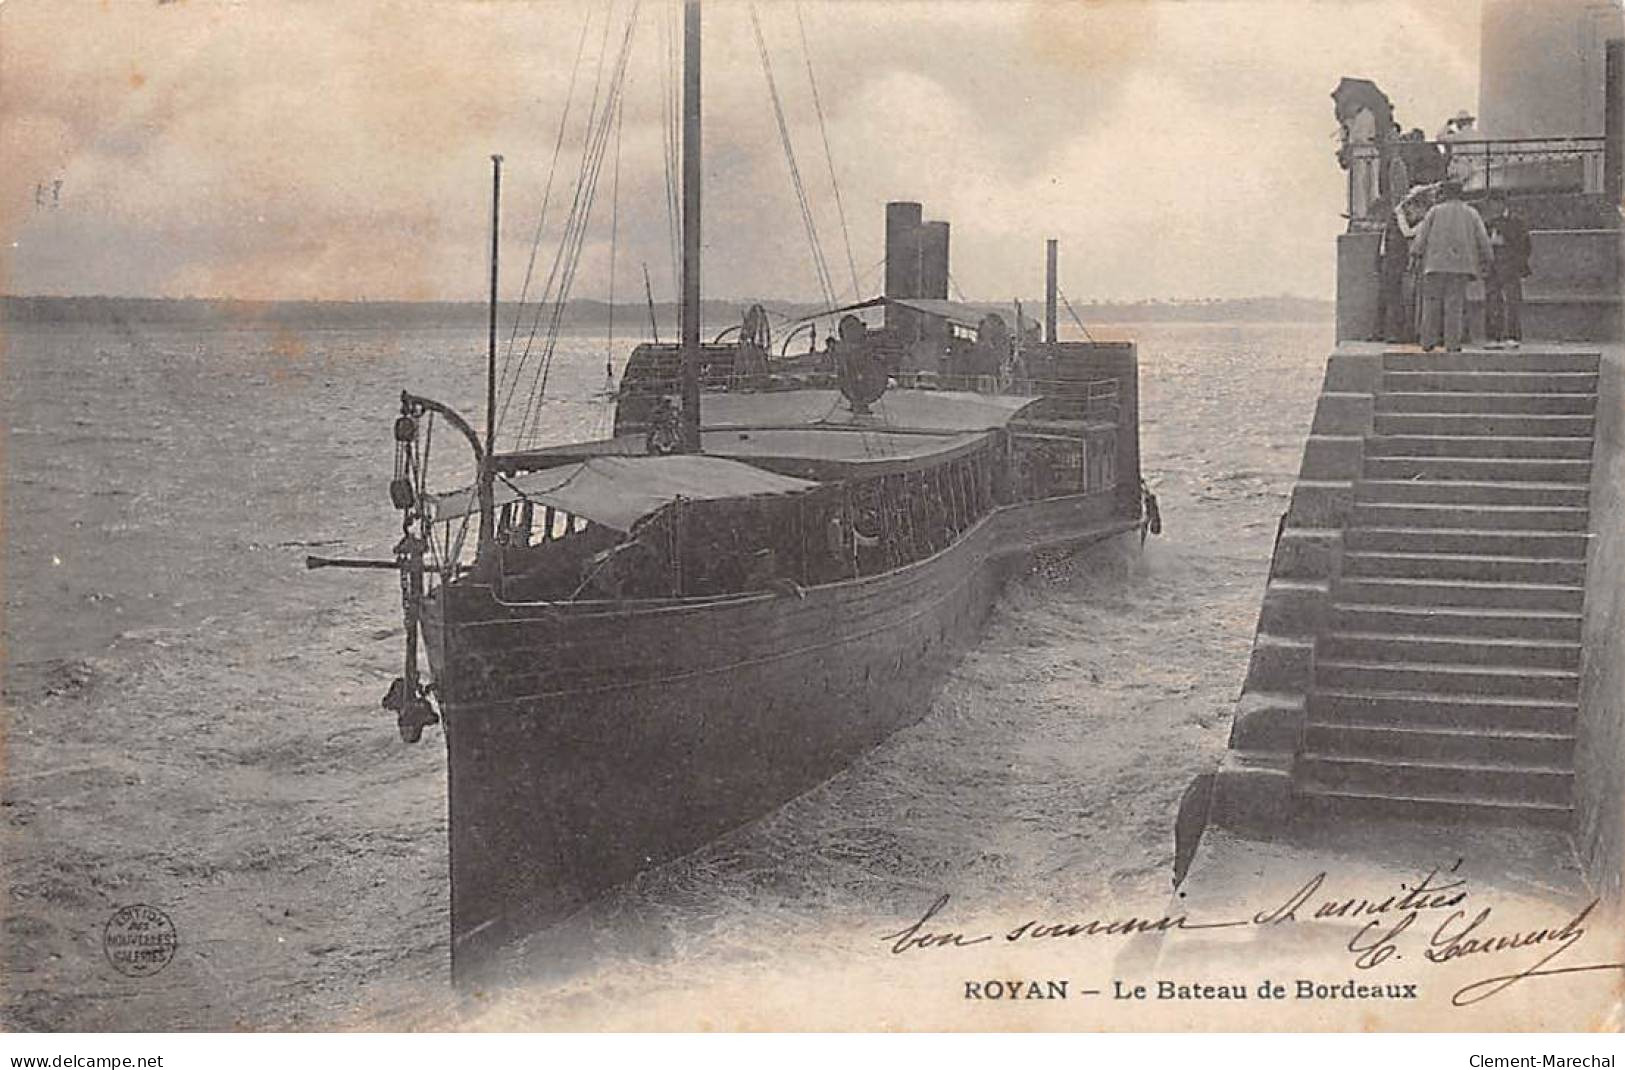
[[1409, 180, 1494, 352]]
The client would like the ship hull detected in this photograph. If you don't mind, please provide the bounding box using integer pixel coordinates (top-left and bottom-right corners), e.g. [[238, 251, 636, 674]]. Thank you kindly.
[[423, 489, 1135, 978]]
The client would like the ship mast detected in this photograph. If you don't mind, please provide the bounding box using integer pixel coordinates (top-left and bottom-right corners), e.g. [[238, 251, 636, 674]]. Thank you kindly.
[[476, 153, 502, 558], [487, 155, 502, 462], [679, 0, 702, 452]]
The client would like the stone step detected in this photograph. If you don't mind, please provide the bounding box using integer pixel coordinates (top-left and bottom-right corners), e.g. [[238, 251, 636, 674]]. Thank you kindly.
[[1315, 660, 1579, 700], [1334, 577, 1585, 612], [1320, 632, 1581, 670], [1380, 350, 1601, 374], [1309, 688, 1577, 733], [1372, 412, 1596, 437], [1364, 434, 1594, 459], [1356, 479, 1590, 507], [1330, 603, 1582, 641], [1295, 754, 1572, 807], [1377, 391, 1597, 415], [1349, 502, 1589, 531], [1344, 527, 1588, 559], [1293, 785, 1572, 827], [1301, 721, 1575, 768], [1341, 551, 1585, 584], [1362, 455, 1592, 482], [1382, 371, 1598, 393]]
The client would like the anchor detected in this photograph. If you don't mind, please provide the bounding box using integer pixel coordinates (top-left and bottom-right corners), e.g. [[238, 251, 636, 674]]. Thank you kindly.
[[384, 532, 439, 743], [306, 390, 487, 744]]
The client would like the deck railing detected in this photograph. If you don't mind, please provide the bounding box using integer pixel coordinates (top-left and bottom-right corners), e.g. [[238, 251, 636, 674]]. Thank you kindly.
[[889, 372, 1120, 419]]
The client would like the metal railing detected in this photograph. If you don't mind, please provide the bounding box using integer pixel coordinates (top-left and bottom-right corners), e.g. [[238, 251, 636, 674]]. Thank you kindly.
[[895, 371, 1120, 415], [1346, 136, 1610, 223]]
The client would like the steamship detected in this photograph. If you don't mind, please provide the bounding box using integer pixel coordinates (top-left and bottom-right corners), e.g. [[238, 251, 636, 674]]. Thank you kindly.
[[315, 1, 1147, 980]]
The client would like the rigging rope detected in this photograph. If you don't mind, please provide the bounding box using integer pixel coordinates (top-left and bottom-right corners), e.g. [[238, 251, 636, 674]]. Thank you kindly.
[[596, 88, 627, 440], [502, 9, 593, 370], [501, 2, 642, 448], [515, 2, 642, 446], [659, 0, 682, 309], [1058, 287, 1097, 341], [607, 86, 623, 384], [794, 0, 861, 302], [749, 3, 837, 309], [496, 3, 622, 441]]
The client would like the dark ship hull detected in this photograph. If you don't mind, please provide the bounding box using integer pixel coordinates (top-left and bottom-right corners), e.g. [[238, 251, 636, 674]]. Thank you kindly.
[[424, 483, 1135, 976]]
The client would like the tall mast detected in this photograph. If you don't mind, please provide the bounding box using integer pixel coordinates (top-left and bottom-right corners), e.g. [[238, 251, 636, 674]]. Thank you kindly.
[[473, 153, 502, 562], [487, 154, 503, 460], [679, 0, 702, 452]]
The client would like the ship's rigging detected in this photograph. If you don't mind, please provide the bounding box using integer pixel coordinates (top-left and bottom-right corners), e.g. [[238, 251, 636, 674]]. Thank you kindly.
[[481, 0, 861, 456], [360, 0, 1128, 645]]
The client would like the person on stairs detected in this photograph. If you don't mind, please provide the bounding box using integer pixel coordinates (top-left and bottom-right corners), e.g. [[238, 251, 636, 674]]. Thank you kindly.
[[1409, 179, 1494, 353], [1481, 191, 1531, 349]]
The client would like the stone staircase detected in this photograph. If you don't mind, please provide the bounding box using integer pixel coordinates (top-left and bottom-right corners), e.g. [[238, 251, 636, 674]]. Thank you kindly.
[[1296, 348, 1600, 825]]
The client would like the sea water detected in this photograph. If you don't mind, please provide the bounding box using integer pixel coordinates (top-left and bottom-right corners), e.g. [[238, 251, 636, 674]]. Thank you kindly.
[[1, 318, 1331, 1028]]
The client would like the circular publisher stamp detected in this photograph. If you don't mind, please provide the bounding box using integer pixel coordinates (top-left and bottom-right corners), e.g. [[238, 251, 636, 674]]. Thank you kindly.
[[103, 904, 177, 978]]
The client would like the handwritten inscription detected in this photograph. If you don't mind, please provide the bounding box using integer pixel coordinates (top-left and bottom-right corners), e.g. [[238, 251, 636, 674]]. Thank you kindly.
[[883, 893, 991, 954], [881, 867, 1622, 1008]]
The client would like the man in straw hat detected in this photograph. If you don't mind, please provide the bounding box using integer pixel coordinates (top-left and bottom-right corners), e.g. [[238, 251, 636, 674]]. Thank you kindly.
[[1440, 109, 1479, 184]]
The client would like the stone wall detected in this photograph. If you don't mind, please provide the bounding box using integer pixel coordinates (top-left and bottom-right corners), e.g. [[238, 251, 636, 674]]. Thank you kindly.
[[1575, 340, 1625, 907]]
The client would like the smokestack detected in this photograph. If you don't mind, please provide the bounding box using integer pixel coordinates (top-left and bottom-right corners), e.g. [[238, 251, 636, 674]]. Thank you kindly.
[[1045, 238, 1058, 345], [884, 201, 923, 299], [918, 221, 950, 300]]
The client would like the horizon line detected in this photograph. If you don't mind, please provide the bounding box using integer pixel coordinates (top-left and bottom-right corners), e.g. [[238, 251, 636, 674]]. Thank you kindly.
[[0, 292, 1334, 307]]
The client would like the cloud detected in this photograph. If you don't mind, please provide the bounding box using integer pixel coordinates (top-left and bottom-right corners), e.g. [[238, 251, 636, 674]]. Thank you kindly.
[[1, 0, 1481, 302]]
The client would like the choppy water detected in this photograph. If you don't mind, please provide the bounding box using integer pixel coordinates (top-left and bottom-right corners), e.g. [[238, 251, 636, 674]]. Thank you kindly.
[[1, 319, 1331, 1029]]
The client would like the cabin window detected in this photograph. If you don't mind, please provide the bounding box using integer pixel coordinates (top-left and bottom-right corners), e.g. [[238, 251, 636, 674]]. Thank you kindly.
[[1011, 430, 1112, 499], [488, 439, 1032, 602], [438, 519, 482, 574], [674, 497, 806, 597], [1085, 429, 1118, 493], [495, 501, 535, 548], [494, 519, 628, 601]]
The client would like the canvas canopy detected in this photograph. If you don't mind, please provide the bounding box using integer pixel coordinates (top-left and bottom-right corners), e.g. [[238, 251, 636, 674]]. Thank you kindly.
[[426, 454, 819, 531], [697, 426, 997, 480]]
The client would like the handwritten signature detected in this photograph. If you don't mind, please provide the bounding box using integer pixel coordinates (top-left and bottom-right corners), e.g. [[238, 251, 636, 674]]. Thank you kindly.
[[880, 867, 1622, 1007]]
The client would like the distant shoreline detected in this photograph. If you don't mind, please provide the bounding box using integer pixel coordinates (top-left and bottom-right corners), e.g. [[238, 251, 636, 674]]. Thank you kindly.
[[1, 294, 1333, 330]]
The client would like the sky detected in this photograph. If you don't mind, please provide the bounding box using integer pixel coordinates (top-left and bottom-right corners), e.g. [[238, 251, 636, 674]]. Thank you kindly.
[[0, 0, 1483, 305]]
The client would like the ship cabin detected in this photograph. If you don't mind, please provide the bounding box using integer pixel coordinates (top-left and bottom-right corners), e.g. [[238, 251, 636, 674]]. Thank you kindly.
[[427, 386, 1129, 605]]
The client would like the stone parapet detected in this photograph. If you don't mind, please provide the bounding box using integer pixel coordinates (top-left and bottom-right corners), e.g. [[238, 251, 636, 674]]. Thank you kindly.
[[1335, 233, 1381, 343]]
